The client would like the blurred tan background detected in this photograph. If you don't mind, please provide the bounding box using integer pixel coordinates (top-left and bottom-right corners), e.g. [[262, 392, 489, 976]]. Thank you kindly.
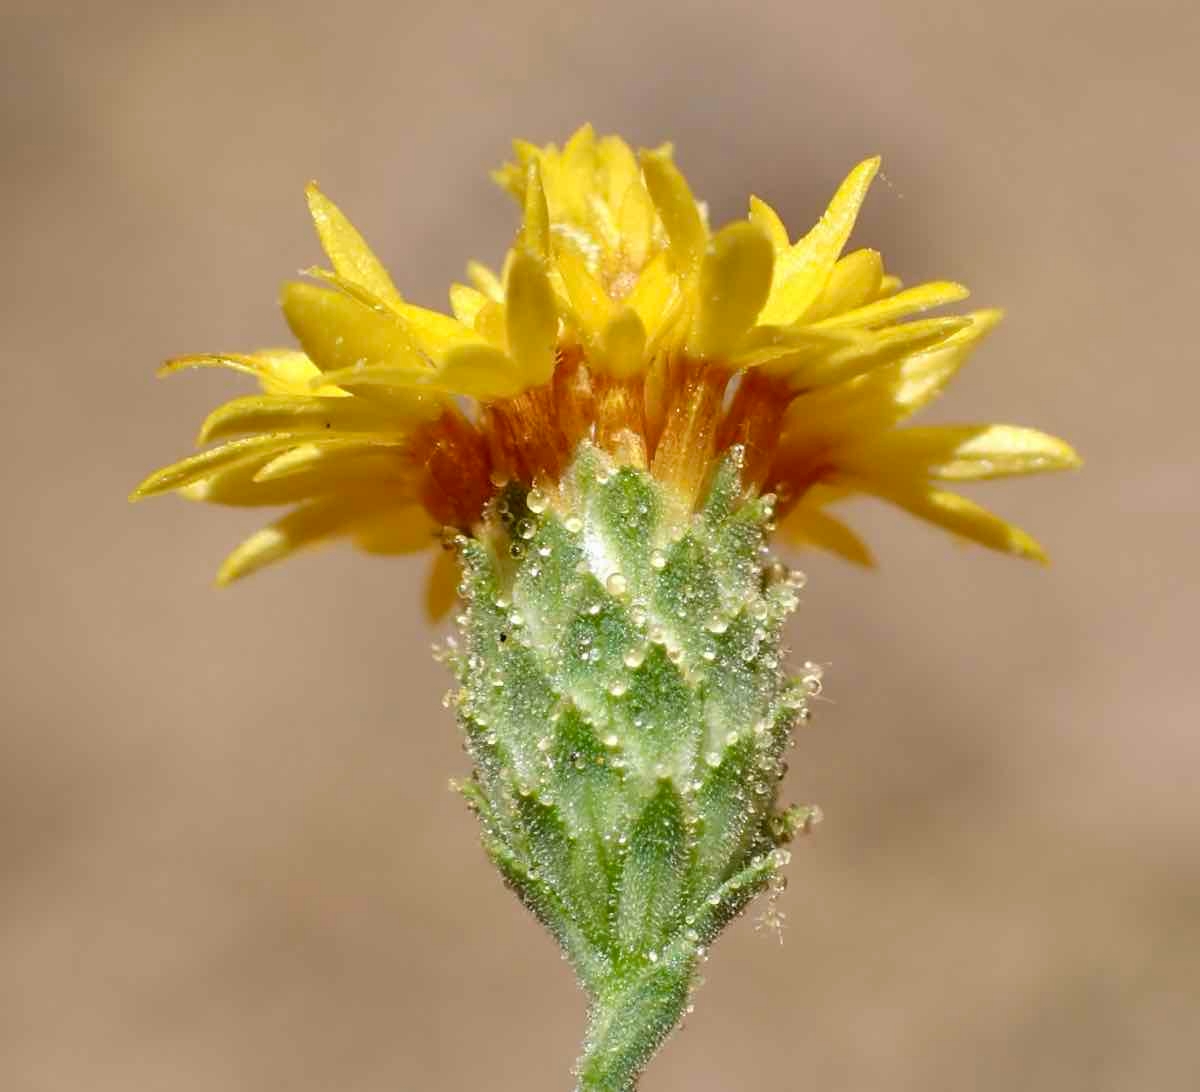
[[3, 0, 1198, 1088]]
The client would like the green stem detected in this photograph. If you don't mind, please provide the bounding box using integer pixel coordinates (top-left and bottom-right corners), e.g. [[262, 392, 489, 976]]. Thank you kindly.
[[574, 952, 696, 1092]]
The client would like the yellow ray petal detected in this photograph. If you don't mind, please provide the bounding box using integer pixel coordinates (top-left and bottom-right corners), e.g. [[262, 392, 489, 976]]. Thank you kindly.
[[812, 280, 969, 330], [598, 134, 640, 206], [174, 448, 287, 503], [298, 272, 482, 362], [424, 546, 460, 622], [432, 343, 528, 400], [767, 316, 972, 391], [177, 452, 341, 507], [555, 246, 613, 341], [596, 307, 647, 379], [158, 353, 261, 381], [159, 350, 332, 396], [351, 505, 440, 555], [804, 249, 884, 322], [197, 393, 431, 444], [886, 309, 1004, 421], [491, 139, 537, 200], [875, 273, 904, 298], [778, 504, 875, 566], [614, 170, 656, 271], [784, 310, 1004, 438], [449, 283, 488, 327], [759, 156, 880, 325], [467, 260, 504, 301], [639, 146, 706, 274], [253, 439, 411, 483], [281, 282, 427, 375], [846, 476, 1048, 562], [505, 250, 559, 387], [130, 434, 314, 500], [687, 222, 774, 360], [734, 325, 867, 369], [518, 160, 550, 259], [471, 298, 508, 348], [313, 363, 439, 396], [747, 195, 789, 251], [392, 301, 492, 358], [623, 251, 679, 336], [183, 445, 413, 506], [846, 425, 1082, 481], [305, 183, 402, 307], [216, 496, 378, 585]]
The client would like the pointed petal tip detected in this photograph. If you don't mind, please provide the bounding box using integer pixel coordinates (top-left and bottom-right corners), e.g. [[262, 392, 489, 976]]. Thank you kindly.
[[1017, 534, 1050, 565], [214, 555, 254, 587], [128, 472, 165, 502]]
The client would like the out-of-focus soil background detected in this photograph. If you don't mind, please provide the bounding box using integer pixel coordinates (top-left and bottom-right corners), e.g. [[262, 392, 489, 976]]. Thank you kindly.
[[3, 1, 1197, 1088]]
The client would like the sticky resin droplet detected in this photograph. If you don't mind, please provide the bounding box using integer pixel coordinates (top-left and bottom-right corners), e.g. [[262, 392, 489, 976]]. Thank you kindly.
[[608, 680, 628, 697], [605, 572, 628, 597], [604, 733, 620, 748], [622, 646, 646, 669], [526, 487, 548, 514], [517, 518, 536, 540], [564, 516, 583, 534], [705, 616, 729, 635], [787, 570, 808, 590], [705, 751, 722, 768], [650, 549, 667, 570]]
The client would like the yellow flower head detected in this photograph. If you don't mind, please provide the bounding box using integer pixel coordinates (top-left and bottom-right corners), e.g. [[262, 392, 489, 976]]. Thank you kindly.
[[132, 125, 1079, 606]]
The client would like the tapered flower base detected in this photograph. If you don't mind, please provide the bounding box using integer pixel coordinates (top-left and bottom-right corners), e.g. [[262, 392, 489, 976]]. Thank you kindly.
[[446, 444, 818, 1090]]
